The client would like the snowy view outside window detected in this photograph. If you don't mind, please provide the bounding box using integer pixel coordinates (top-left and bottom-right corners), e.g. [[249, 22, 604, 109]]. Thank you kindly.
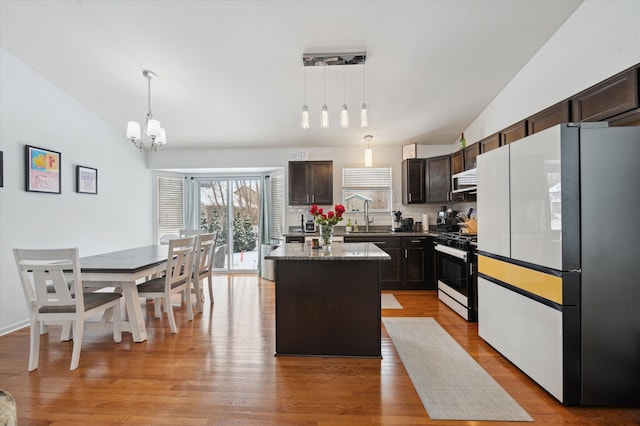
[[199, 179, 260, 270]]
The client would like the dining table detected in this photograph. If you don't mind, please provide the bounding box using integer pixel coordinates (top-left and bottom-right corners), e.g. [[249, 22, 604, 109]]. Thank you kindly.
[[78, 245, 169, 342]]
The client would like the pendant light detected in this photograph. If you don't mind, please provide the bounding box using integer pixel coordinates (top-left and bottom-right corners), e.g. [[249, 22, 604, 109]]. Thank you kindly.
[[321, 65, 329, 129], [364, 135, 373, 167], [361, 62, 368, 128], [301, 52, 366, 130], [301, 66, 310, 129], [340, 65, 349, 128]]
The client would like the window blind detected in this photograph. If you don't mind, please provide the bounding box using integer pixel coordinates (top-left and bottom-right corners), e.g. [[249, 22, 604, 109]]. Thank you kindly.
[[270, 174, 285, 241], [342, 167, 392, 188], [157, 176, 183, 243]]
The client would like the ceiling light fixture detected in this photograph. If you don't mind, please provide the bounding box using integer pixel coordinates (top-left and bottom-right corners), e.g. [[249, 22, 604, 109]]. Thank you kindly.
[[361, 63, 368, 128], [321, 65, 329, 129], [301, 66, 310, 129], [302, 52, 366, 130], [340, 65, 349, 128], [364, 135, 373, 167], [126, 69, 166, 152]]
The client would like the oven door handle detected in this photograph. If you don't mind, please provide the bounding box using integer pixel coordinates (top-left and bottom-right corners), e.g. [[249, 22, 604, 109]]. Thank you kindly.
[[435, 244, 468, 261]]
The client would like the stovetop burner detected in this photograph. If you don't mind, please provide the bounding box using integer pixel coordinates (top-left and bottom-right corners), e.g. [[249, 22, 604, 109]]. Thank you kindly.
[[435, 232, 477, 250]]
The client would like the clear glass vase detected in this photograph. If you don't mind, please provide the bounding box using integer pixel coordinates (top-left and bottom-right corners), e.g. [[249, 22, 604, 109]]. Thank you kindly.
[[319, 224, 334, 249]]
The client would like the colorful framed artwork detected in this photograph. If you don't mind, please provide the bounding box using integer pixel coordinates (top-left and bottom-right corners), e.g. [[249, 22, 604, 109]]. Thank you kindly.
[[25, 145, 61, 193], [76, 165, 98, 194]]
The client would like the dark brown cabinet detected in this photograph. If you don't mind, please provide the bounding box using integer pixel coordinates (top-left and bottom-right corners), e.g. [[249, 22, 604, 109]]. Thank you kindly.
[[426, 154, 451, 203], [402, 159, 426, 204], [288, 161, 333, 206], [463, 143, 480, 170], [501, 120, 528, 145], [451, 150, 464, 174], [345, 237, 402, 289], [528, 100, 571, 135], [609, 108, 640, 127], [404, 236, 430, 289], [572, 67, 638, 123], [344, 235, 434, 290], [479, 133, 501, 153]]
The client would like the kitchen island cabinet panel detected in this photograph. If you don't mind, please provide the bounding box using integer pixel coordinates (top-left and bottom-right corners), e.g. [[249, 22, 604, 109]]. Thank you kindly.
[[268, 243, 387, 358]]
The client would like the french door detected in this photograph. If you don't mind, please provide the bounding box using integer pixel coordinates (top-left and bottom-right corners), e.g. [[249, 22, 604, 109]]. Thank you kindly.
[[199, 177, 261, 272]]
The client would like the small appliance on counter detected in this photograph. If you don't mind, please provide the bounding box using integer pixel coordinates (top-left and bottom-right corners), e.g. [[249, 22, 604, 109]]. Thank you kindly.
[[305, 220, 316, 233], [436, 206, 458, 232], [391, 211, 404, 232]]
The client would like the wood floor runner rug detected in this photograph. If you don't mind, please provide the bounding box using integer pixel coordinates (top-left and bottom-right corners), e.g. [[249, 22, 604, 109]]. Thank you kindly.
[[381, 294, 402, 309], [382, 317, 533, 421]]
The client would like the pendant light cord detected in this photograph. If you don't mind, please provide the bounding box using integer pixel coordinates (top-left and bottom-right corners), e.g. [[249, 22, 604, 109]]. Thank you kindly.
[[323, 65, 326, 104]]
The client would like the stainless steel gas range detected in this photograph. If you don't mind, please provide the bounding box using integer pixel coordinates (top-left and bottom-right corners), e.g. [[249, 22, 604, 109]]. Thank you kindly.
[[434, 233, 478, 322]]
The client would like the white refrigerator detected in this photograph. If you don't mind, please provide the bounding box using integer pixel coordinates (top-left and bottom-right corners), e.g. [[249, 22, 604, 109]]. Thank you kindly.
[[477, 123, 640, 406]]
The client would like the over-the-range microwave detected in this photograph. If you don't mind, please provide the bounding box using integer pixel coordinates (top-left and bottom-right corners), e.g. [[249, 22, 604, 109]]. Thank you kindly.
[[451, 168, 477, 194]]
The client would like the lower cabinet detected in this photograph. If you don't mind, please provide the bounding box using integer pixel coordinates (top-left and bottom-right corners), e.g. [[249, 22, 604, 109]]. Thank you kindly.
[[345, 235, 435, 290]]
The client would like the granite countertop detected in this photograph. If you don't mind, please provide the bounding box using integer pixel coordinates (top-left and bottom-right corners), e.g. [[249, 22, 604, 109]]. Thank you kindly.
[[284, 229, 440, 238], [265, 242, 391, 261]]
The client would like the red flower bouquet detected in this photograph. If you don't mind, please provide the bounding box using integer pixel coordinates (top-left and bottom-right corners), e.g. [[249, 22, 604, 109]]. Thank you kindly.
[[309, 204, 346, 226], [310, 204, 345, 248]]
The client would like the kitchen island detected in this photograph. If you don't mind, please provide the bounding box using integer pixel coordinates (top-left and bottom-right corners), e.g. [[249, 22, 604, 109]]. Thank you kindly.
[[266, 242, 390, 357]]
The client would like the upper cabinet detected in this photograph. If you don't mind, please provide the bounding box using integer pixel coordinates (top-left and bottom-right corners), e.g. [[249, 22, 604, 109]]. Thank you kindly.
[[426, 155, 451, 203], [463, 143, 480, 170], [402, 159, 426, 204], [572, 67, 638, 123], [501, 120, 528, 145], [479, 133, 502, 154], [528, 100, 571, 135], [451, 150, 464, 174], [288, 161, 333, 206]]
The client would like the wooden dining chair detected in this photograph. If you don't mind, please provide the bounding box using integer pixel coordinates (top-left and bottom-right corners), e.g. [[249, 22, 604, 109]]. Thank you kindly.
[[192, 232, 217, 310], [179, 229, 206, 237], [137, 236, 197, 333], [13, 247, 122, 371]]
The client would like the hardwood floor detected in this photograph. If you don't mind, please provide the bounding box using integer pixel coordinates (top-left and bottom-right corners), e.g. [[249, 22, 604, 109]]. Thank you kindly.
[[1, 274, 639, 425]]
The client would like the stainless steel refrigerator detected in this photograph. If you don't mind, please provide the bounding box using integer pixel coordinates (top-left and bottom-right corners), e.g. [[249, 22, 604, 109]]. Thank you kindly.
[[477, 123, 640, 406]]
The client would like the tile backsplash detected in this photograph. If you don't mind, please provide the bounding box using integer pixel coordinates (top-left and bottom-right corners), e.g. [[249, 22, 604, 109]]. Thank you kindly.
[[286, 201, 477, 231]]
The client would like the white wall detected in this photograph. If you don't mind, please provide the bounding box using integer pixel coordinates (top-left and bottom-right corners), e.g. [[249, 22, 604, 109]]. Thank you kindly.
[[0, 49, 154, 334], [465, 0, 640, 143], [148, 141, 456, 228]]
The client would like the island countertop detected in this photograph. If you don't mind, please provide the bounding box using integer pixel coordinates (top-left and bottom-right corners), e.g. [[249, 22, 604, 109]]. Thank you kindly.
[[265, 242, 390, 261]]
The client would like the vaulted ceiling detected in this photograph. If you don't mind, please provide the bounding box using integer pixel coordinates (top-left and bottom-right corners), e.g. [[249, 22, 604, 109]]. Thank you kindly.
[[0, 0, 583, 150]]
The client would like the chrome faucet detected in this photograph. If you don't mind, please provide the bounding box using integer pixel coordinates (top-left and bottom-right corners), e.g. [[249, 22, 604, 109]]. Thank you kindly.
[[364, 199, 373, 232]]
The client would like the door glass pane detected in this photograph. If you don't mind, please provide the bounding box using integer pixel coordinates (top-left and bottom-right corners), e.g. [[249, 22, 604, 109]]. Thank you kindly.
[[231, 179, 260, 270], [200, 180, 229, 270], [199, 177, 262, 272]]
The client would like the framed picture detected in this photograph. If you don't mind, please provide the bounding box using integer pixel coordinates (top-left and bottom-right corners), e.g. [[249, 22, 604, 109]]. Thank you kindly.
[[0, 151, 3, 188], [25, 145, 61, 193], [76, 165, 98, 194], [402, 143, 417, 160]]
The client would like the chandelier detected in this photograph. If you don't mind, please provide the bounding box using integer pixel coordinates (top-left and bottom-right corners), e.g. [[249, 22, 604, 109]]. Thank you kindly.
[[301, 52, 367, 129], [126, 70, 166, 152]]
